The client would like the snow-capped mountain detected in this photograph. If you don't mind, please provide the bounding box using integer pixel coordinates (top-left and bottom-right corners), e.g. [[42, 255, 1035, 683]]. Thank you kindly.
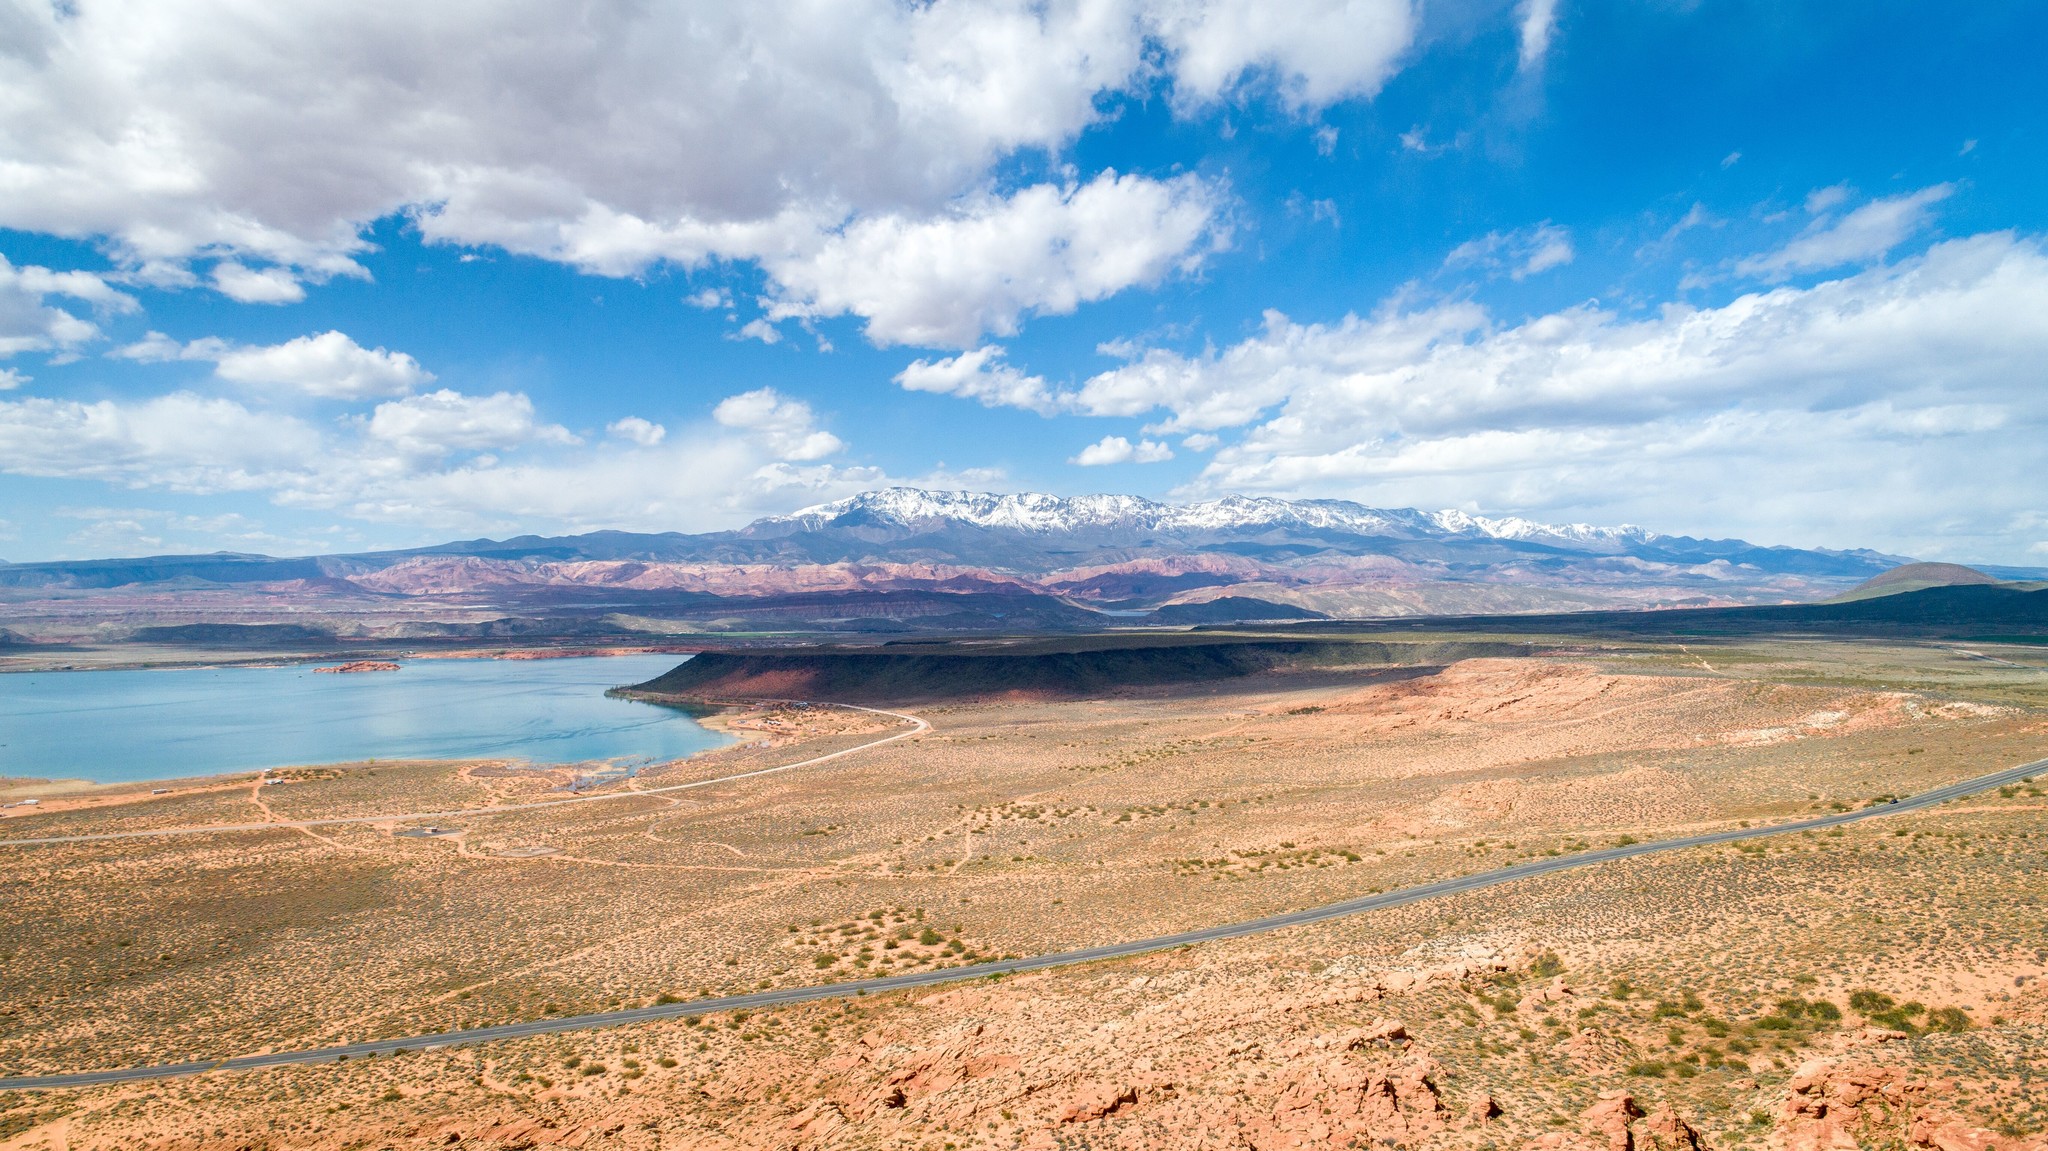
[[2, 487, 1913, 630], [759, 488, 1661, 551]]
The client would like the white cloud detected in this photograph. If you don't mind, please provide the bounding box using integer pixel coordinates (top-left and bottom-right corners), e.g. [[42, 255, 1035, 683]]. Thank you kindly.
[[1063, 232, 2048, 558], [894, 345, 1064, 414], [1516, 0, 1560, 69], [732, 318, 784, 345], [325, 447, 893, 537], [1071, 434, 1174, 465], [685, 288, 733, 310], [607, 416, 667, 446], [1151, 0, 1415, 109], [0, 255, 136, 357], [210, 262, 307, 304], [0, 385, 881, 539], [367, 390, 575, 457], [0, 0, 1432, 346], [712, 387, 844, 461], [1445, 222, 1574, 280], [0, 391, 323, 491], [764, 171, 1227, 347], [1804, 184, 1851, 215], [114, 329, 432, 399], [0, 368, 27, 390], [216, 332, 431, 398], [1738, 184, 1953, 280], [111, 331, 203, 364]]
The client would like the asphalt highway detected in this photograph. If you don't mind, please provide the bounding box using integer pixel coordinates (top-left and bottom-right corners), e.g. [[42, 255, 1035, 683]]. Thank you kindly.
[[2, 753, 2038, 1091]]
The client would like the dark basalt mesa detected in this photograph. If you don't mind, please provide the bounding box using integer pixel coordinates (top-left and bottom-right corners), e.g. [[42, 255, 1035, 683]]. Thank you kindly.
[[625, 636, 1538, 703]]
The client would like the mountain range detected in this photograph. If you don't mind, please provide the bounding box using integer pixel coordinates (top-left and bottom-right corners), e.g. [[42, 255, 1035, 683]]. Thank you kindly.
[[0, 488, 2000, 641]]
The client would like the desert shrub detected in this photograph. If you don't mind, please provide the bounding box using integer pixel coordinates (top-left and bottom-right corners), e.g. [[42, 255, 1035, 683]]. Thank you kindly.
[[1867, 1000, 1928, 1032], [1924, 1006, 1972, 1032], [1849, 989, 1896, 1014], [1626, 1061, 1669, 1077], [1530, 951, 1566, 978], [1771, 996, 1840, 1024]]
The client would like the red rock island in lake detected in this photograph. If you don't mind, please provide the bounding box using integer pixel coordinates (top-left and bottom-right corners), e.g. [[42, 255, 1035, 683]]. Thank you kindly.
[[313, 661, 401, 673]]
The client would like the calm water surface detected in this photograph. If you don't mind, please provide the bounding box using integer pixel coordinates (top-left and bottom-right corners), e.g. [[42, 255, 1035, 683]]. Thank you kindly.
[[0, 654, 723, 784]]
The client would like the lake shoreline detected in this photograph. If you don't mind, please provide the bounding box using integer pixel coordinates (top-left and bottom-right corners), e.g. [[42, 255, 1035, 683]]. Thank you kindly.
[[0, 653, 725, 787]]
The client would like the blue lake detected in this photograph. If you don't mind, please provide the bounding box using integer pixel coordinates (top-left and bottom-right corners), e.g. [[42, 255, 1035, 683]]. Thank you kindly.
[[0, 654, 724, 784]]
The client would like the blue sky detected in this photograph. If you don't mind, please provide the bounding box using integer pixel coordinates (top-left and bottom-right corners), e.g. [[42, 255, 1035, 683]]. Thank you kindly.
[[1, 0, 2044, 563]]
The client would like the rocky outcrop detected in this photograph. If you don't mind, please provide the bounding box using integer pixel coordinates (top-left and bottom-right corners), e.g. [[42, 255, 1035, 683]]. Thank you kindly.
[[1776, 1059, 2048, 1151], [1642, 1103, 1704, 1151], [1250, 1052, 1448, 1150], [1584, 1091, 1646, 1151], [1524, 1093, 1706, 1151]]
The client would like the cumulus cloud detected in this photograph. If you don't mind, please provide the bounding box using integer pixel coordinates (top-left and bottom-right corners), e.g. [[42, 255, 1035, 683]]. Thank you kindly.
[[115, 330, 432, 399], [712, 388, 844, 461], [214, 332, 432, 398], [1063, 232, 2048, 557], [606, 416, 667, 446], [894, 345, 1064, 413], [1150, 0, 1415, 109], [1737, 184, 1953, 280], [0, 0, 1424, 343], [766, 171, 1227, 347], [0, 384, 876, 538], [0, 392, 323, 492], [0, 256, 136, 358], [210, 262, 308, 304], [0, 368, 31, 390], [731, 318, 783, 345], [1444, 222, 1574, 280], [1071, 434, 1174, 465], [367, 390, 575, 457]]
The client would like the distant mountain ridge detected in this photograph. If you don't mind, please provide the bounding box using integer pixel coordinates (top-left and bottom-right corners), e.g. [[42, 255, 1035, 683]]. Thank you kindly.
[[0, 488, 1943, 638], [752, 489, 1661, 549]]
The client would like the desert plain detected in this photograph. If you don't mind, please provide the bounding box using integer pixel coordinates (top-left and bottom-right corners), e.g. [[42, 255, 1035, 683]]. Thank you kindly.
[[1, 632, 2045, 1151]]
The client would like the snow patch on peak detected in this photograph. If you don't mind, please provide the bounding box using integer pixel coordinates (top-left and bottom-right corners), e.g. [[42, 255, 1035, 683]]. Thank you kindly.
[[762, 488, 1660, 546]]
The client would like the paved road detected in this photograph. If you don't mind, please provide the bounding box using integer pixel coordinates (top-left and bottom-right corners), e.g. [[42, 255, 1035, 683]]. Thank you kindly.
[[0, 703, 928, 848], [3, 754, 2038, 1092]]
